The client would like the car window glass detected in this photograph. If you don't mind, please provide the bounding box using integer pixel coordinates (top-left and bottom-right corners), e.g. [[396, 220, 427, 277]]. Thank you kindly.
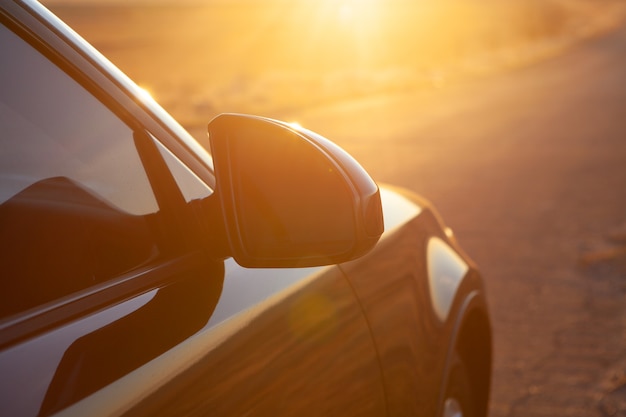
[[0, 23, 164, 319], [153, 137, 213, 203]]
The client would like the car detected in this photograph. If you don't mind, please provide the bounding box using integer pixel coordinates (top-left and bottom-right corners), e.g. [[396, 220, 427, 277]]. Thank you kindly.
[[0, 1, 492, 416]]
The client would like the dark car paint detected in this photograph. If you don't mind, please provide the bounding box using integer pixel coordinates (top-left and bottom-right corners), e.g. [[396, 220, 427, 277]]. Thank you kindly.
[[0, 1, 491, 416], [0, 188, 418, 416]]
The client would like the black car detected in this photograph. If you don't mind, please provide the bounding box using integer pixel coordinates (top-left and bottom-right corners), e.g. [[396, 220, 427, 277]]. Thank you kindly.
[[0, 1, 491, 416]]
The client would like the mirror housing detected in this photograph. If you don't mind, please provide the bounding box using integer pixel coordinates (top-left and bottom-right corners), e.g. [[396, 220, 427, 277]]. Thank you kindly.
[[208, 113, 383, 268]]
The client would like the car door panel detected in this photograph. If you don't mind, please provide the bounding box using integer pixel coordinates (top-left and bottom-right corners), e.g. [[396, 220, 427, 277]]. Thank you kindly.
[[0, 255, 223, 417], [340, 188, 450, 416], [54, 265, 386, 417]]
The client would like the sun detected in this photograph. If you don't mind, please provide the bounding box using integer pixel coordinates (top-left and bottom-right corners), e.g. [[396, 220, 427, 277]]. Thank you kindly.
[[333, 0, 381, 30], [338, 4, 354, 24]]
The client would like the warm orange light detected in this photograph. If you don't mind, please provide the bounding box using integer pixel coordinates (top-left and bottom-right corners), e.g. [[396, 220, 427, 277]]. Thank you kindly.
[[333, 0, 381, 32], [73, 1, 588, 124], [137, 85, 155, 102], [338, 4, 353, 24]]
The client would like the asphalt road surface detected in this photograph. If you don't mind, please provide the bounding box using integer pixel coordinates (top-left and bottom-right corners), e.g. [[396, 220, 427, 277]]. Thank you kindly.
[[288, 23, 626, 417]]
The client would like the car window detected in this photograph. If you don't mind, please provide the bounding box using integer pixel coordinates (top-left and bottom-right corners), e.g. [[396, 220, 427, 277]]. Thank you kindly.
[[0, 23, 166, 319], [154, 136, 213, 203]]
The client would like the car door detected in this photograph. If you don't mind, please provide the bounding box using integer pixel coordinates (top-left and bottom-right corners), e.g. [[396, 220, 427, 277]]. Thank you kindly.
[[339, 191, 449, 416], [0, 14, 222, 415], [0, 7, 385, 417]]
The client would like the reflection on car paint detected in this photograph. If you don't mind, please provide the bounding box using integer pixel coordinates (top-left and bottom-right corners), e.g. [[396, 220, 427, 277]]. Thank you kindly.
[[427, 237, 469, 322], [380, 187, 422, 233], [339, 208, 445, 416], [56, 267, 386, 417], [53, 197, 421, 416], [0, 290, 156, 417], [207, 259, 325, 327]]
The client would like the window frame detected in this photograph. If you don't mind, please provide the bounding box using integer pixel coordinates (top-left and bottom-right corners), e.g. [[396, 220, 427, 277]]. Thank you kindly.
[[2, 1, 216, 189], [0, 5, 216, 347]]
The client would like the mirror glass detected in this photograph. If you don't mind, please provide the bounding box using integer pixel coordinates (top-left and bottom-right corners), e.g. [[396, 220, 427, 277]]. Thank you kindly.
[[227, 121, 356, 261]]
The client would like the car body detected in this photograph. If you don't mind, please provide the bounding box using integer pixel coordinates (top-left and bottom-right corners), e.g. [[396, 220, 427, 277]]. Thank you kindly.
[[0, 1, 492, 416]]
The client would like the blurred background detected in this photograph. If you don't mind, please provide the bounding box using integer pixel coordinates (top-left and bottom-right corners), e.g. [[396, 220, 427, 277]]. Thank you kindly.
[[45, 0, 625, 133]]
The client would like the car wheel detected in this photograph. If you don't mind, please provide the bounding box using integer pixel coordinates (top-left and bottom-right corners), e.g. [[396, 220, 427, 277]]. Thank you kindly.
[[442, 353, 475, 417]]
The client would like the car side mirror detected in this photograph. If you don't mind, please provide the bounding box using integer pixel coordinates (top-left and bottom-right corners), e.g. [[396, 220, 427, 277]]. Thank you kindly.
[[208, 113, 383, 268]]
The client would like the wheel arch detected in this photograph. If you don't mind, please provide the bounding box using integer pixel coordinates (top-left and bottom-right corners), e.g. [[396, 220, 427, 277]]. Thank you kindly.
[[437, 289, 492, 417]]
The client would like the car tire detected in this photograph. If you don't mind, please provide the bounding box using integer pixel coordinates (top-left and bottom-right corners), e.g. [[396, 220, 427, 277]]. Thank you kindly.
[[442, 352, 475, 417]]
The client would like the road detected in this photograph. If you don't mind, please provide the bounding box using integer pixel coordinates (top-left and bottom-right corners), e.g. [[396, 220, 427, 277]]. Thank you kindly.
[[286, 23, 626, 417]]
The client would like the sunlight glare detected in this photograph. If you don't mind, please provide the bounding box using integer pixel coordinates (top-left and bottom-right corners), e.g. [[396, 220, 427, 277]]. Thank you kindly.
[[335, 0, 378, 27], [339, 4, 353, 24], [137, 85, 155, 102]]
